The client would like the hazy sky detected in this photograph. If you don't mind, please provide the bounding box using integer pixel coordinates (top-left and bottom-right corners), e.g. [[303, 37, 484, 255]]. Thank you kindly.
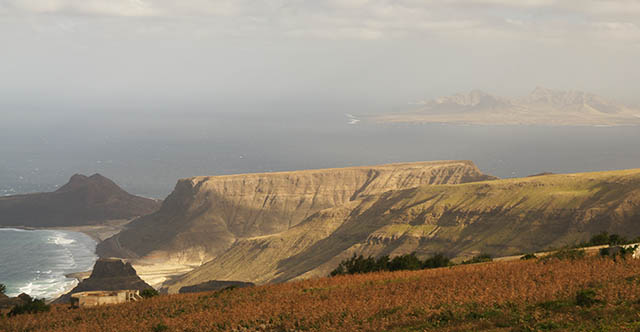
[[1, 0, 640, 112]]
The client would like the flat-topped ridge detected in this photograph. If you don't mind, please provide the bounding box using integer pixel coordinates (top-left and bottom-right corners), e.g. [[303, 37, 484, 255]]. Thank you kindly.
[[182, 160, 480, 182], [97, 160, 495, 266]]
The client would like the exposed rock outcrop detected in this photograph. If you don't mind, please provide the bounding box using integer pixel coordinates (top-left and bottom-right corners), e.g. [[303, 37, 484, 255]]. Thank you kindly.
[[0, 174, 161, 227], [54, 258, 153, 304], [163, 168, 640, 292], [97, 160, 496, 265]]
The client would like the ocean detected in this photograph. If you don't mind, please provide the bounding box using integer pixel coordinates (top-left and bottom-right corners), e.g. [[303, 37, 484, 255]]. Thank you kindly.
[[2, 110, 640, 199], [0, 228, 97, 300]]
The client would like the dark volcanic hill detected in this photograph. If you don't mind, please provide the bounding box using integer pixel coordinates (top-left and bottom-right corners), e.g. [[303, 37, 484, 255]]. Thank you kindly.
[[0, 174, 160, 227], [54, 258, 153, 303]]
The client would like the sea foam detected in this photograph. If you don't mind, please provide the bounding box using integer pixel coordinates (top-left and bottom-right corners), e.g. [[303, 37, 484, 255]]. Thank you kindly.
[[0, 228, 97, 299]]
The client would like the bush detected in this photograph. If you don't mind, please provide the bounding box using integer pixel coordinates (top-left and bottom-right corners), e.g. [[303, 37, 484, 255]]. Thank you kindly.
[[588, 232, 611, 246], [422, 253, 451, 269], [330, 254, 384, 276], [543, 248, 585, 261], [388, 253, 423, 271], [330, 252, 452, 276], [8, 296, 50, 316], [462, 253, 493, 265], [600, 245, 638, 260], [0, 283, 5, 295], [151, 323, 169, 332], [520, 253, 537, 260], [583, 232, 629, 247], [140, 289, 159, 299], [575, 289, 600, 307]]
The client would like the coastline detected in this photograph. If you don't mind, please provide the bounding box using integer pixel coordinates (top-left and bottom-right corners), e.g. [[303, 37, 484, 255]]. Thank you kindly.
[[43, 219, 133, 301], [36, 219, 134, 243], [0, 219, 133, 243], [2, 220, 197, 294], [1, 221, 132, 302]]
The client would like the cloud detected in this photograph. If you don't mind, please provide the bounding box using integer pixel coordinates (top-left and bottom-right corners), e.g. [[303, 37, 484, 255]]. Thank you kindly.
[[0, 0, 639, 42]]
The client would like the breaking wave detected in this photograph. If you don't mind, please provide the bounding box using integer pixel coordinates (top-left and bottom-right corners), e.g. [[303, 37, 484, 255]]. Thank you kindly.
[[0, 228, 97, 300]]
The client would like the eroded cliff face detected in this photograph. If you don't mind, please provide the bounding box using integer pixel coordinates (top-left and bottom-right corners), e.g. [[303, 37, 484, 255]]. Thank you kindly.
[[163, 168, 640, 293], [97, 161, 495, 265]]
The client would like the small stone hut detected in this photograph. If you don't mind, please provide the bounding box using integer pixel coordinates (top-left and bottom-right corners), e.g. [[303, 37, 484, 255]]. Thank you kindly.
[[70, 290, 141, 308]]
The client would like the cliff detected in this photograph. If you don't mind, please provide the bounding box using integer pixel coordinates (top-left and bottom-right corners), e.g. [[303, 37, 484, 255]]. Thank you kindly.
[[54, 258, 153, 304], [97, 161, 495, 264], [163, 168, 640, 292], [0, 174, 161, 227]]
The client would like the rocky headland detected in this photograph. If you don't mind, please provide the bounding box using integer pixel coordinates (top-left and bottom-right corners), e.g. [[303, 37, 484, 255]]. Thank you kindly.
[[54, 258, 153, 304], [0, 174, 161, 227]]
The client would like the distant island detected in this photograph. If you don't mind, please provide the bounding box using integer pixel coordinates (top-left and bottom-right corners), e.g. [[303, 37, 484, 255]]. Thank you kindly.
[[375, 87, 640, 126]]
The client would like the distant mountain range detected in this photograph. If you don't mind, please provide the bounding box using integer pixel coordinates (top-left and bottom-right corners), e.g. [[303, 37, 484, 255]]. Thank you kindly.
[[0, 174, 161, 227], [376, 87, 640, 126]]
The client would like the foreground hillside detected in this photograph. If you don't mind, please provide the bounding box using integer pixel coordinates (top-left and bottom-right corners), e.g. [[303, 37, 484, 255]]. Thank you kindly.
[[2, 256, 640, 331], [0, 174, 160, 227], [166, 167, 640, 291], [98, 160, 493, 265]]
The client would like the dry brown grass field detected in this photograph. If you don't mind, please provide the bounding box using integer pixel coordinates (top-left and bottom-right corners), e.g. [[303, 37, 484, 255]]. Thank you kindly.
[[2, 255, 640, 331]]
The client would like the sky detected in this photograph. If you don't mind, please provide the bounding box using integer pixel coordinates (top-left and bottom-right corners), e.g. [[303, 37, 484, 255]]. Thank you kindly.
[[1, 0, 640, 113], [2, 0, 640, 197]]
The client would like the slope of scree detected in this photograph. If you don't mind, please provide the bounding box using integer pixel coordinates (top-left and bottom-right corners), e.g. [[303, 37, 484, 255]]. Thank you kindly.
[[0, 174, 161, 227], [97, 161, 495, 265], [164, 168, 640, 292]]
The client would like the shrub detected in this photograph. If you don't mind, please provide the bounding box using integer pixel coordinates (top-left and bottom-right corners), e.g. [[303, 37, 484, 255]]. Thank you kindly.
[[140, 289, 159, 299], [8, 296, 50, 316], [462, 254, 493, 265], [542, 248, 585, 261], [388, 253, 423, 271], [588, 232, 611, 246], [0, 283, 5, 295], [422, 253, 451, 269], [600, 245, 639, 260], [520, 253, 537, 260], [584, 232, 629, 247], [575, 289, 600, 307], [608, 234, 626, 245], [151, 323, 169, 332], [330, 254, 384, 276], [330, 252, 451, 276]]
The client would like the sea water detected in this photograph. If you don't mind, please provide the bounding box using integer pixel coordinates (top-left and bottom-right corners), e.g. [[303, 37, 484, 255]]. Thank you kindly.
[[2, 110, 640, 199], [0, 228, 97, 300]]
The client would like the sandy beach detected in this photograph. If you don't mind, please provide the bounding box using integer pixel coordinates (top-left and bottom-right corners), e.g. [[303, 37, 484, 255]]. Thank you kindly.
[[41, 219, 134, 243], [130, 262, 198, 290], [4, 220, 200, 295]]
